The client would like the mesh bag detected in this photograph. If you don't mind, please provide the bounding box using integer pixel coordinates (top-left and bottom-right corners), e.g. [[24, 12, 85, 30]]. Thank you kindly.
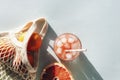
[[0, 36, 35, 80], [0, 62, 24, 80], [0, 18, 48, 80]]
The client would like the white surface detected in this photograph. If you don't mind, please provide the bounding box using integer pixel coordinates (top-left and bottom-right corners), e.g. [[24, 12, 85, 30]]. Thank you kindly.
[[0, 0, 120, 80]]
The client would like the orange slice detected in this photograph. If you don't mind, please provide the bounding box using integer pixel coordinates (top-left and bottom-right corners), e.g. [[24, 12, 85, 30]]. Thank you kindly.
[[18, 32, 42, 67], [54, 33, 82, 61], [27, 32, 42, 51], [40, 63, 74, 80], [18, 32, 42, 51], [26, 32, 42, 67]]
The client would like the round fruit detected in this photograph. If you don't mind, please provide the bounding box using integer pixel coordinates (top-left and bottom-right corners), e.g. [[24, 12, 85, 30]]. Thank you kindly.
[[27, 32, 42, 51], [54, 33, 82, 61], [40, 63, 73, 80]]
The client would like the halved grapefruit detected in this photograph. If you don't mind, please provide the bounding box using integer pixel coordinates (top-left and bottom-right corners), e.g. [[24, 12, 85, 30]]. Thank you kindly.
[[40, 63, 74, 80], [27, 32, 42, 51]]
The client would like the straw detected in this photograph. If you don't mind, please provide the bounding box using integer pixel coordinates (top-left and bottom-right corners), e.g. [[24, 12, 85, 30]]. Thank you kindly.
[[65, 48, 87, 52]]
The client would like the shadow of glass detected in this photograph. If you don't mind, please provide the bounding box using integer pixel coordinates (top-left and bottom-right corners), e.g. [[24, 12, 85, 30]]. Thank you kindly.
[[62, 52, 103, 80], [36, 24, 103, 80]]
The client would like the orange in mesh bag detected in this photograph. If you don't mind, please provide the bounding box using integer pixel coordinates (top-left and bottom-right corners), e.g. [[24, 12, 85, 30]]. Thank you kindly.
[[0, 18, 48, 80]]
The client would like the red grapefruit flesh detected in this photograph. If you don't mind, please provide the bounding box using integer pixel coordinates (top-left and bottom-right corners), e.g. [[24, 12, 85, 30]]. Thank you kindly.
[[54, 33, 82, 61], [40, 63, 73, 80], [27, 51, 34, 67], [27, 32, 42, 51], [27, 32, 42, 67], [18, 32, 42, 67]]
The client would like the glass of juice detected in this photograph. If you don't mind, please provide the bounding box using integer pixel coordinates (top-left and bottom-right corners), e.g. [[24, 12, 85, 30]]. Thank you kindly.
[[54, 33, 84, 61]]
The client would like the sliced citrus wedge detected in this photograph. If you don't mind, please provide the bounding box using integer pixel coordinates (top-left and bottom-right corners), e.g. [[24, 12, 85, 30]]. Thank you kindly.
[[27, 32, 42, 51], [18, 32, 42, 67], [40, 63, 74, 80], [54, 33, 82, 61]]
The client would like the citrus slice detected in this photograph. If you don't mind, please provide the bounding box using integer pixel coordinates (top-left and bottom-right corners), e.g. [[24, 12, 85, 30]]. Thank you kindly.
[[54, 33, 82, 61], [18, 32, 42, 51], [27, 32, 42, 67], [18, 32, 42, 67], [40, 63, 74, 80], [27, 32, 42, 51]]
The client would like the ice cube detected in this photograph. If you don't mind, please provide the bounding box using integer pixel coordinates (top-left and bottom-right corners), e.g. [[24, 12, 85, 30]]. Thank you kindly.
[[68, 37, 74, 43], [56, 48, 62, 54], [66, 53, 72, 59], [69, 34, 77, 41], [61, 37, 67, 43], [57, 41, 63, 47]]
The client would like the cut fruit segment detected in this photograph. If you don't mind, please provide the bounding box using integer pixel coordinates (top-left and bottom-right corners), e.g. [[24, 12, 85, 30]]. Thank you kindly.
[[26, 32, 42, 67], [27, 32, 42, 51], [17, 32, 42, 67], [27, 32, 42, 67], [54, 33, 82, 61], [40, 63, 74, 80]]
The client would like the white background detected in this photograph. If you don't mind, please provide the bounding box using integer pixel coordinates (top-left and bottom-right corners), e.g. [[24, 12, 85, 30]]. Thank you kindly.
[[0, 0, 120, 80]]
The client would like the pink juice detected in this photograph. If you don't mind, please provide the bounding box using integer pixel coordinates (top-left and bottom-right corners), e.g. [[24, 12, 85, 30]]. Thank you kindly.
[[54, 33, 82, 61]]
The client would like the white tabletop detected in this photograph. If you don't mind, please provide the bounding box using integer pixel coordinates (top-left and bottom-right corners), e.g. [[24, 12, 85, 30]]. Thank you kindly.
[[0, 0, 120, 80]]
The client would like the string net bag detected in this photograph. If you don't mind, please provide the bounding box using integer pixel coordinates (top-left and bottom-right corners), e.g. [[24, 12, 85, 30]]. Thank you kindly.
[[0, 18, 48, 80]]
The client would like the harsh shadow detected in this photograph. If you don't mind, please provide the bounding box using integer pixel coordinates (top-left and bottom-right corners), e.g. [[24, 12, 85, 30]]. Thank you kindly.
[[62, 52, 103, 80], [36, 24, 103, 80], [36, 24, 58, 80]]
